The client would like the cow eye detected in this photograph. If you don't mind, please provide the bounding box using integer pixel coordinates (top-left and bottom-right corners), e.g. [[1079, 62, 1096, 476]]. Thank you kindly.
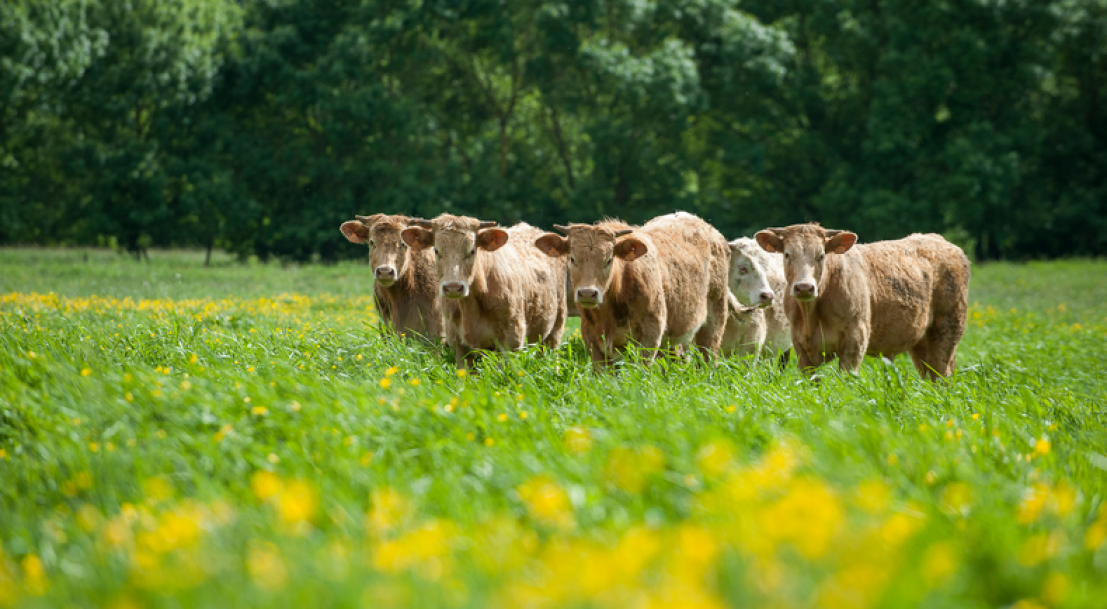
[[604, 257, 613, 267], [433, 247, 440, 256], [784, 252, 791, 260], [398, 242, 407, 250], [817, 253, 825, 262], [468, 249, 476, 257], [738, 267, 748, 275], [368, 239, 375, 247], [569, 256, 576, 265]]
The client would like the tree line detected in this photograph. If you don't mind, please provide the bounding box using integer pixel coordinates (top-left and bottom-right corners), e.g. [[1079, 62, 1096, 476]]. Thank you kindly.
[[2, 0, 1104, 262]]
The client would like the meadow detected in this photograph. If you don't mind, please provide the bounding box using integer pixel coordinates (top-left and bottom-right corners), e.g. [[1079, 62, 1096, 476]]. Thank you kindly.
[[1, 247, 1106, 609]]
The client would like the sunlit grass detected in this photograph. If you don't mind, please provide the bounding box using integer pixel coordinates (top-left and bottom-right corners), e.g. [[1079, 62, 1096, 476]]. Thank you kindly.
[[1, 249, 1106, 608]]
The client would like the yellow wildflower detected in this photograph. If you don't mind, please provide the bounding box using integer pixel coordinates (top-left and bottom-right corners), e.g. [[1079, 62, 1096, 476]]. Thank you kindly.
[[517, 476, 575, 530], [251, 471, 282, 501], [696, 440, 736, 478], [563, 427, 592, 454], [366, 487, 409, 535], [1033, 438, 1051, 458], [278, 480, 317, 525]]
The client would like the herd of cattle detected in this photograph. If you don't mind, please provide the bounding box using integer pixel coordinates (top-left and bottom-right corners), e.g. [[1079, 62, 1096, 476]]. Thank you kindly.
[[340, 212, 971, 379]]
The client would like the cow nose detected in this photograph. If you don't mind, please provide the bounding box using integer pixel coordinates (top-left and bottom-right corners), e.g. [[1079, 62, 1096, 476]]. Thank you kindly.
[[576, 287, 600, 302], [375, 266, 396, 279], [759, 291, 775, 305], [441, 282, 466, 297], [793, 282, 815, 296]]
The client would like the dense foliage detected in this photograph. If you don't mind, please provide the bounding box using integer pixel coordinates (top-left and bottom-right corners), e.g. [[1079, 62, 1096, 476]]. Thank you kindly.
[[2, 0, 1105, 261]]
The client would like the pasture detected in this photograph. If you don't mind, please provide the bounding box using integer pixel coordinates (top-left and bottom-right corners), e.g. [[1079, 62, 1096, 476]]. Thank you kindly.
[[1, 248, 1106, 608]]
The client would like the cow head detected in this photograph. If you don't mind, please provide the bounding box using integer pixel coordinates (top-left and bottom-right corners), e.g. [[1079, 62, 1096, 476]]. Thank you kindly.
[[534, 223, 645, 308], [728, 239, 775, 308], [755, 224, 856, 302], [399, 214, 508, 299], [340, 214, 425, 288]]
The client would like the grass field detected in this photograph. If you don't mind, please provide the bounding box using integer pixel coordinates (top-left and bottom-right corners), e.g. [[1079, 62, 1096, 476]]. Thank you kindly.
[[2, 248, 1106, 609]]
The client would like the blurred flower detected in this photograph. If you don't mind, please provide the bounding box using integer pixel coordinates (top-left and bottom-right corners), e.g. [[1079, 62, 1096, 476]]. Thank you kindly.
[[855, 480, 892, 514], [373, 519, 457, 579], [251, 471, 282, 501], [143, 477, 172, 503], [517, 476, 575, 530], [563, 427, 592, 454], [939, 482, 973, 518], [1018, 531, 1065, 566], [380, 378, 392, 389], [247, 542, 287, 590], [1032, 438, 1051, 458], [21, 554, 47, 595], [696, 440, 736, 478], [604, 445, 665, 494], [76, 504, 101, 533], [278, 480, 317, 525], [367, 488, 409, 535]]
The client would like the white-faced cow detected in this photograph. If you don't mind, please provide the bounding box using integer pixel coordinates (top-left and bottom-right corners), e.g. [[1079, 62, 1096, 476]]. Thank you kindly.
[[722, 238, 792, 360], [340, 214, 443, 340], [534, 212, 730, 372], [400, 214, 567, 369], [754, 224, 970, 379]]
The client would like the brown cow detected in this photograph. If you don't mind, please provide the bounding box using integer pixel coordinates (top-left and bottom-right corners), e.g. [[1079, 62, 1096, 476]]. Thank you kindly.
[[534, 212, 730, 371], [754, 224, 970, 379], [400, 214, 567, 369], [340, 214, 443, 340]]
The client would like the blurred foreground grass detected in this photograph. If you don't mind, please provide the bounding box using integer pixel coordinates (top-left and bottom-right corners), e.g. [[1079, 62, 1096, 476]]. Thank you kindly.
[[1, 248, 1106, 608]]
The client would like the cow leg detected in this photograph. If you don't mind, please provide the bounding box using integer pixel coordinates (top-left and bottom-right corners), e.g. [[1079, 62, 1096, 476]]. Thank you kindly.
[[692, 291, 728, 361], [777, 348, 791, 369], [500, 317, 527, 353], [543, 301, 567, 351], [632, 315, 665, 366], [837, 325, 869, 375], [912, 315, 964, 379]]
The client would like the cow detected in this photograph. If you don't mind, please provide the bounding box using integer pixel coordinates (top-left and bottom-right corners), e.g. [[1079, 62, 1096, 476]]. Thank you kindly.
[[720, 292, 767, 357], [400, 214, 568, 369], [534, 212, 730, 372], [723, 238, 792, 360], [339, 214, 443, 340], [754, 224, 970, 379]]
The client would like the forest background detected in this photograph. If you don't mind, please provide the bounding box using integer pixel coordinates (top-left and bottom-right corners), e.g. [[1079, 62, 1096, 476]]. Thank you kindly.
[[2, 0, 1105, 263]]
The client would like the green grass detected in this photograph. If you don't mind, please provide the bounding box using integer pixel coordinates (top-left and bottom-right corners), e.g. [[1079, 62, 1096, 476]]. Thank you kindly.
[[2, 248, 1106, 609]]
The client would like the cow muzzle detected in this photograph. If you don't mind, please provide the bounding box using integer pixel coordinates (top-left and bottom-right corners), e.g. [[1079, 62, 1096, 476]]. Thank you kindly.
[[441, 281, 469, 299], [758, 290, 775, 307], [575, 286, 603, 308], [375, 266, 397, 287], [792, 281, 817, 302]]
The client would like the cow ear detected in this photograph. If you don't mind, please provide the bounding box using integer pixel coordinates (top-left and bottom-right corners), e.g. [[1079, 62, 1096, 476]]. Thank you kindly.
[[825, 231, 857, 255], [341, 221, 370, 244], [614, 238, 647, 262], [754, 230, 783, 253], [534, 233, 569, 257], [400, 227, 434, 252], [477, 228, 509, 252]]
